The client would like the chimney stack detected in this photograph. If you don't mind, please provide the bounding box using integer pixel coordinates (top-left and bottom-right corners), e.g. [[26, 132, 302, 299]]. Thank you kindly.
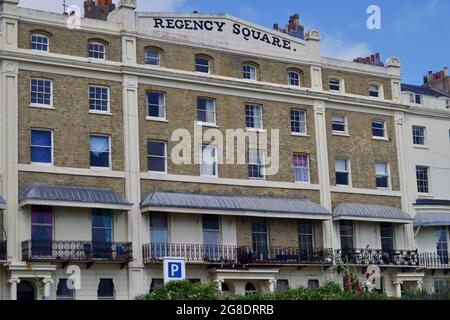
[[272, 13, 305, 40], [84, 0, 116, 20]]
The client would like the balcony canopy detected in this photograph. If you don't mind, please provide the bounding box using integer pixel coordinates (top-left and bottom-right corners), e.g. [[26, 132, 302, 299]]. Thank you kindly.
[[0, 195, 5, 209], [19, 183, 131, 210], [414, 212, 450, 227], [141, 190, 331, 220], [333, 203, 413, 223]]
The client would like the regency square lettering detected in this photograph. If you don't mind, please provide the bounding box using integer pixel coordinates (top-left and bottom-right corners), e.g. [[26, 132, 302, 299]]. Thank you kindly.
[[153, 18, 294, 51]]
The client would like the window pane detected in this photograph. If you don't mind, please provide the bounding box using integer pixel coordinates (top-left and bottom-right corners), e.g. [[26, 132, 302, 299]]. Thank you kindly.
[[98, 279, 115, 299], [412, 126, 425, 145], [147, 92, 165, 118], [31, 34, 49, 51], [148, 141, 166, 157], [416, 166, 429, 193], [245, 105, 262, 129], [195, 57, 210, 73], [145, 50, 161, 65], [290, 109, 306, 134], [293, 153, 309, 182], [30, 79, 52, 105], [243, 65, 256, 79], [380, 222, 394, 251], [90, 135, 110, 167], [89, 86, 109, 112], [200, 145, 217, 176], [89, 43, 105, 59], [57, 279, 75, 300], [329, 79, 340, 91], [203, 215, 220, 231], [197, 98, 216, 124], [369, 85, 379, 97], [335, 159, 348, 172], [372, 121, 385, 137], [332, 116, 346, 132], [340, 221, 354, 250], [248, 149, 264, 179]]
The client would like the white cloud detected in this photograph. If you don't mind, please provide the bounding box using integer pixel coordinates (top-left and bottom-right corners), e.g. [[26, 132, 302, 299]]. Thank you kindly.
[[18, 0, 185, 13], [321, 36, 371, 61]]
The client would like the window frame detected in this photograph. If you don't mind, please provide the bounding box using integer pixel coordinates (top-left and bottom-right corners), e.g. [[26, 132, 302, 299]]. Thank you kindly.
[[88, 41, 106, 60], [150, 213, 169, 245], [293, 153, 310, 183], [97, 278, 115, 301], [290, 109, 307, 135], [89, 134, 112, 169], [335, 158, 351, 187], [287, 70, 301, 87], [369, 83, 381, 98], [371, 120, 387, 139], [380, 222, 395, 252], [31, 205, 54, 242], [197, 97, 217, 126], [31, 33, 49, 52], [56, 278, 76, 300], [245, 104, 263, 130], [144, 48, 162, 66], [30, 128, 53, 165], [416, 165, 430, 194], [199, 144, 218, 177], [375, 162, 390, 189], [147, 140, 167, 173], [30, 78, 53, 108], [248, 148, 265, 180], [202, 215, 221, 246], [298, 220, 314, 254], [329, 77, 344, 93], [331, 115, 348, 135], [339, 220, 354, 250], [243, 64, 258, 80], [146, 91, 166, 121], [88, 85, 110, 114], [195, 55, 211, 74], [412, 126, 427, 146]]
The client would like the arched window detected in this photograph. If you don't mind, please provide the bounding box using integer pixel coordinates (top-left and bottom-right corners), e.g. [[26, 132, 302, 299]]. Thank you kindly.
[[245, 282, 257, 295], [369, 84, 380, 97], [145, 48, 162, 66], [195, 55, 212, 74], [88, 41, 106, 59], [31, 33, 49, 52], [287, 70, 301, 87], [243, 63, 258, 80]]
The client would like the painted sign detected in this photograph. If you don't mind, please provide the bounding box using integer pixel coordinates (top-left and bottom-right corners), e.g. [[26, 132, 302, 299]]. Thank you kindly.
[[163, 257, 186, 283]]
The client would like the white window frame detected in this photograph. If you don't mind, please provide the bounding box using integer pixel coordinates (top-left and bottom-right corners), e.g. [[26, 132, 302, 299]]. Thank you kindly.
[[245, 104, 263, 130], [412, 125, 427, 147], [146, 91, 166, 121], [372, 120, 387, 140], [147, 140, 167, 174], [197, 97, 217, 126], [199, 144, 218, 177], [375, 162, 391, 190], [145, 49, 162, 66], [89, 134, 112, 170], [243, 64, 257, 80], [195, 56, 211, 74], [88, 85, 110, 114], [331, 115, 348, 135], [293, 153, 310, 183], [30, 128, 53, 166], [329, 77, 345, 93], [416, 165, 431, 195], [88, 41, 106, 60], [335, 158, 351, 187], [31, 33, 49, 52], [248, 148, 265, 180], [287, 71, 301, 87], [290, 109, 307, 135], [369, 83, 384, 99], [30, 78, 53, 109]]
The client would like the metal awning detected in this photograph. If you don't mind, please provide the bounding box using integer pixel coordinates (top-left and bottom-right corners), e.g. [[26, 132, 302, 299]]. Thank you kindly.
[[333, 203, 413, 223], [19, 183, 132, 210], [414, 212, 450, 227], [141, 190, 331, 220], [0, 195, 5, 210]]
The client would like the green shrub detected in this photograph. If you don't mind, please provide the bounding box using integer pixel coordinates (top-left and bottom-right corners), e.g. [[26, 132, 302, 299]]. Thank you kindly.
[[137, 280, 220, 300], [401, 288, 450, 300]]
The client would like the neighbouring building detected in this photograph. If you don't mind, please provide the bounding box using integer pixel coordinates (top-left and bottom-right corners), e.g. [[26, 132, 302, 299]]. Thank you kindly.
[[0, 0, 448, 300]]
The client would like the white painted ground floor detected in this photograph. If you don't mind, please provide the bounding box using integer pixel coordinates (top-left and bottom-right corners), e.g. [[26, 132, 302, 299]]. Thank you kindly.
[[0, 263, 445, 300]]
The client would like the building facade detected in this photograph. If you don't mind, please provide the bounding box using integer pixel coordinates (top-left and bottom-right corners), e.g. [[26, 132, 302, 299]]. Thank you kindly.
[[0, 0, 448, 300]]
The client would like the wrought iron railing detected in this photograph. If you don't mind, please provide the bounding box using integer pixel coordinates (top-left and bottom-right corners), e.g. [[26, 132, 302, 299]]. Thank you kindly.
[[143, 243, 238, 264], [22, 240, 133, 262], [237, 247, 334, 265], [0, 240, 6, 261], [334, 248, 419, 266], [419, 252, 450, 268]]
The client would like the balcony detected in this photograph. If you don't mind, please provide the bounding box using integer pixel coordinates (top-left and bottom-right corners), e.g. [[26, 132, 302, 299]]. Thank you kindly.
[[22, 240, 133, 265], [0, 240, 6, 261], [419, 252, 450, 269], [335, 248, 419, 266], [143, 243, 238, 264], [238, 247, 334, 265]]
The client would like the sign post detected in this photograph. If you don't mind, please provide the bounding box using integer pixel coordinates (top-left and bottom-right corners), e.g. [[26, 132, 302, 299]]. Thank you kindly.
[[163, 257, 186, 284]]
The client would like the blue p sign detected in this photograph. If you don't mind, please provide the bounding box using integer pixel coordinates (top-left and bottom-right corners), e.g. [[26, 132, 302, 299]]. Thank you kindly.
[[168, 262, 182, 278]]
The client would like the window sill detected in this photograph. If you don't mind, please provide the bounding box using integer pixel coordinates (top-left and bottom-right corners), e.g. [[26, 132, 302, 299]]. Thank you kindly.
[[291, 132, 310, 137], [29, 104, 54, 110], [88, 58, 106, 63], [332, 131, 350, 137], [148, 170, 167, 174], [372, 136, 389, 141], [30, 162, 53, 166], [249, 177, 266, 181], [413, 144, 429, 150], [376, 187, 392, 191], [90, 167, 112, 172], [417, 193, 433, 198], [294, 181, 311, 185], [245, 128, 266, 133], [196, 122, 218, 128], [89, 110, 112, 116], [146, 117, 168, 123]]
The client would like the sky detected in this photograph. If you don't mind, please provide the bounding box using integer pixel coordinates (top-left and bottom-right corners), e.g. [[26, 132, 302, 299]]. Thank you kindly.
[[17, 0, 450, 84]]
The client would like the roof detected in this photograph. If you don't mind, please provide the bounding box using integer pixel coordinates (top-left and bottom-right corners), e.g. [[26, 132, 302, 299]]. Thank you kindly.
[[19, 183, 131, 210], [414, 212, 450, 227], [333, 203, 413, 223], [401, 83, 450, 98], [0, 195, 5, 210], [141, 190, 331, 219], [415, 199, 450, 206]]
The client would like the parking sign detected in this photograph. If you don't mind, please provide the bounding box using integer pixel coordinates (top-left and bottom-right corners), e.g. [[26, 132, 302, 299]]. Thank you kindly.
[[163, 258, 186, 283]]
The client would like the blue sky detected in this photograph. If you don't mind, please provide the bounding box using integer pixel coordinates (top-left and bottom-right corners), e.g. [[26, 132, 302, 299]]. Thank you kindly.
[[19, 0, 450, 84]]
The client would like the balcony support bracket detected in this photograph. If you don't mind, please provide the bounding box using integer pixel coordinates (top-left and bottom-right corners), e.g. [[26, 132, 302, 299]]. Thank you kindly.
[[120, 262, 128, 270], [86, 262, 95, 269], [61, 261, 70, 269]]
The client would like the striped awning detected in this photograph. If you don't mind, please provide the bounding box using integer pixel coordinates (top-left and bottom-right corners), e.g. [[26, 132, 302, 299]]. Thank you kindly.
[[414, 212, 450, 227], [19, 183, 131, 210], [333, 203, 413, 223], [0, 195, 5, 209], [141, 190, 331, 219]]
